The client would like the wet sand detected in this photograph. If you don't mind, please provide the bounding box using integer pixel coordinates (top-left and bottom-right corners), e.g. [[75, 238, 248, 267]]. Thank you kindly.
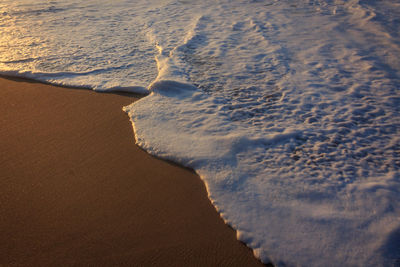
[[0, 77, 267, 266]]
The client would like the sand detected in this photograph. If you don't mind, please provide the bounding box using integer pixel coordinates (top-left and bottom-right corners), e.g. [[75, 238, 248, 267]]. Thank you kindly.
[[0, 76, 267, 266]]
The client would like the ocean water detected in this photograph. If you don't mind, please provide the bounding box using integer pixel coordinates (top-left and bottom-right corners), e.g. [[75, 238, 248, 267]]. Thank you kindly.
[[1, 0, 400, 266]]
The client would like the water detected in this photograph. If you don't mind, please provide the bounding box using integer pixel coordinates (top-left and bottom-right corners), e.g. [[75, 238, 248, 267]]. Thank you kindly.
[[1, 0, 400, 266]]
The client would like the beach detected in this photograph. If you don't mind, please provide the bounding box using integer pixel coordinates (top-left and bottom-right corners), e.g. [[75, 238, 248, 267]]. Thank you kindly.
[[0, 76, 265, 266]]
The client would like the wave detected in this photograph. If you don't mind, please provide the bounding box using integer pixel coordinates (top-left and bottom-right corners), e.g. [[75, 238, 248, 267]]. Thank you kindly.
[[0, 70, 148, 94]]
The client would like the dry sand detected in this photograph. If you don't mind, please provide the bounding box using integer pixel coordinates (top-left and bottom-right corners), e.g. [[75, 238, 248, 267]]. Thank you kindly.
[[0, 77, 267, 266]]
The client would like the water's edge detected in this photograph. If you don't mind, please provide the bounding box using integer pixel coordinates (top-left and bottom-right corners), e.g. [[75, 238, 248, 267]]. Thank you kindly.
[[0, 74, 271, 265]]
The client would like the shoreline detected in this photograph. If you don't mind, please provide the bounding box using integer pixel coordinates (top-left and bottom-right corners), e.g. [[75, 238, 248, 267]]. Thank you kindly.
[[0, 76, 266, 266]]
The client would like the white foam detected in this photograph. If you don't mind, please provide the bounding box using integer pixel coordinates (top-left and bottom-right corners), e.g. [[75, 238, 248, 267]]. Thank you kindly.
[[124, 0, 400, 265]]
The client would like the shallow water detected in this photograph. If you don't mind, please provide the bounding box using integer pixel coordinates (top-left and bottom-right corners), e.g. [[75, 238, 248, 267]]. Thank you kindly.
[[1, 0, 400, 266]]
